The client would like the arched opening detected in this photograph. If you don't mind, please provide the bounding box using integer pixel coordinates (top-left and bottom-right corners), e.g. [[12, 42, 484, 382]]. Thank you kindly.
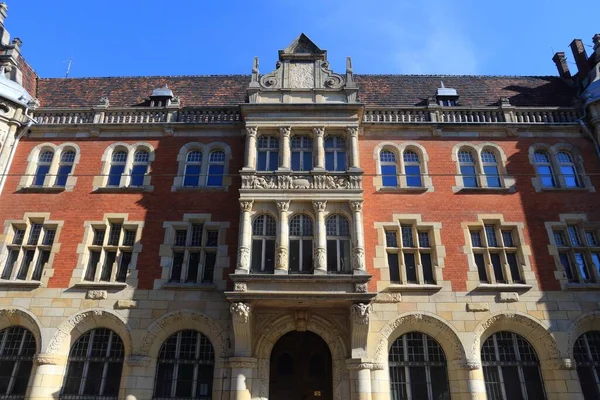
[[269, 331, 332, 400]]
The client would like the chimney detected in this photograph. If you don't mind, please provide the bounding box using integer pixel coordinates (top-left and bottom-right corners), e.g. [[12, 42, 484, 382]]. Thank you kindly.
[[593, 34, 600, 64], [0, 3, 8, 46], [552, 52, 571, 79], [570, 39, 590, 77]]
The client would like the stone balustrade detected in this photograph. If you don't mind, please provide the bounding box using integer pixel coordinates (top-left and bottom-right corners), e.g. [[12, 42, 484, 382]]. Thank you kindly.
[[240, 172, 362, 190]]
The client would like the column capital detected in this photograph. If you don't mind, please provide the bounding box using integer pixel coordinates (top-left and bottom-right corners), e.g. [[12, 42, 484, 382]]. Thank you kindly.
[[451, 359, 482, 370], [246, 126, 258, 137], [349, 200, 363, 212], [239, 200, 254, 212], [34, 354, 65, 365], [345, 358, 384, 370], [313, 200, 327, 212], [276, 200, 290, 212], [279, 126, 292, 137], [346, 126, 359, 137], [313, 127, 325, 137], [230, 302, 251, 323]]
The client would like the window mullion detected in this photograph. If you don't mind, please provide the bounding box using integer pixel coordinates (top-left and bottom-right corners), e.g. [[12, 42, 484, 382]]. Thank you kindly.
[[9, 249, 23, 280], [484, 251, 496, 284], [181, 250, 190, 283], [399, 251, 407, 284], [94, 250, 106, 282], [25, 247, 41, 281]]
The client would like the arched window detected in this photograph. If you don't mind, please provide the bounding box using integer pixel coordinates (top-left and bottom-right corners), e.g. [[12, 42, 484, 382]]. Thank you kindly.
[[183, 150, 202, 187], [326, 214, 351, 273], [289, 214, 313, 273], [251, 214, 276, 273], [458, 150, 478, 188], [557, 151, 580, 188], [481, 150, 501, 188], [61, 328, 124, 399], [533, 151, 556, 188], [257, 136, 279, 172], [380, 150, 398, 187], [325, 136, 346, 172], [154, 330, 215, 399], [108, 150, 128, 187], [56, 150, 76, 187], [206, 150, 225, 187], [389, 332, 449, 400], [130, 150, 149, 187], [291, 136, 313, 172], [0, 326, 36, 398], [574, 331, 600, 400], [481, 331, 546, 400], [403, 150, 422, 187], [34, 151, 54, 186]]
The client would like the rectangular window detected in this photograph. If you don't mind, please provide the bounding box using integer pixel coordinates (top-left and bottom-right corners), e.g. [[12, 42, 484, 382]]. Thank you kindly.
[[405, 165, 422, 187], [568, 226, 581, 246], [421, 253, 434, 283], [404, 253, 417, 283], [302, 240, 313, 272], [2, 249, 19, 279], [33, 165, 50, 186], [169, 224, 218, 283], [474, 253, 488, 283], [386, 225, 437, 285], [100, 251, 117, 281], [483, 165, 501, 188], [388, 253, 400, 283], [108, 224, 122, 246], [269, 151, 279, 171], [485, 225, 498, 247], [107, 165, 125, 186], [183, 165, 201, 187], [171, 252, 184, 282], [289, 241, 300, 273], [56, 164, 72, 187], [336, 152, 346, 171], [206, 164, 224, 187], [130, 164, 147, 187], [553, 231, 566, 246], [490, 253, 504, 283], [203, 252, 216, 283], [92, 229, 106, 246], [561, 165, 580, 188], [559, 252, 574, 281], [506, 253, 522, 283], [85, 250, 101, 281], [502, 230, 514, 247], [117, 252, 131, 282], [401, 225, 414, 247], [381, 165, 398, 187], [586, 231, 598, 246], [28, 223, 43, 245], [186, 252, 201, 282], [13, 229, 25, 245], [33, 250, 50, 281], [470, 231, 482, 247], [16, 249, 35, 280], [460, 165, 478, 188], [537, 165, 556, 188]]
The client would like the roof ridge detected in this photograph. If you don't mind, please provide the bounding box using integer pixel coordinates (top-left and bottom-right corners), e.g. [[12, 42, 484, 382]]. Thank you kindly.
[[37, 74, 252, 81], [355, 74, 561, 79]]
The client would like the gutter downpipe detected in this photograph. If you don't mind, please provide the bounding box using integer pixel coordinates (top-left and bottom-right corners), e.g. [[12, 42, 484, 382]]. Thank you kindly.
[[0, 106, 35, 194]]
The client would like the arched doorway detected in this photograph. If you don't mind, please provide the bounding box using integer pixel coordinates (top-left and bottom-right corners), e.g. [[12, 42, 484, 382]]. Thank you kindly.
[[269, 330, 333, 400]]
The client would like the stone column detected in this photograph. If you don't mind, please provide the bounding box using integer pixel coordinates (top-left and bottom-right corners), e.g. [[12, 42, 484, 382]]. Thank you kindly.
[[275, 201, 290, 274], [314, 127, 325, 170], [230, 303, 255, 400], [463, 361, 486, 400], [236, 201, 253, 274], [121, 356, 155, 400], [244, 127, 258, 170], [347, 126, 360, 170], [542, 358, 581, 400], [346, 359, 380, 400], [28, 355, 67, 400], [279, 126, 291, 170], [313, 201, 327, 275], [350, 201, 366, 275]]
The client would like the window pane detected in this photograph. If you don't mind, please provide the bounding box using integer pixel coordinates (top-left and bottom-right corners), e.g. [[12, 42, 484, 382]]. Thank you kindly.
[[470, 231, 482, 247], [485, 225, 498, 247], [190, 224, 203, 246], [586, 231, 598, 246], [268, 151, 279, 171], [302, 239, 313, 273], [389, 366, 407, 400], [340, 240, 351, 273], [401, 225, 414, 247], [264, 239, 275, 273], [327, 240, 337, 273], [56, 164, 73, 187], [83, 361, 104, 395], [175, 364, 194, 397], [460, 165, 478, 187], [100, 251, 117, 281], [336, 152, 346, 171], [502, 230, 514, 247], [186, 252, 200, 283], [183, 165, 201, 187], [574, 252, 590, 280], [490, 253, 504, 282], [107, 165, 125, 186], [559, 252, 574, 281], [203, 252, 216, 283], [33, 250, 50, 281], [506, 253, 522, 283], [325, 152, 334, 171], [592, 253, 600, 277], [291, 152, 300, 171], [388, 253, 400, 283], [155, 363, 174, 397], [17, 249, 35, 280], [289, 240, 300, 272], [85, 250, 101, 281], [404, 253, 417, 283], [34, 165, 50, 186], [474, 253, 488, 282], [251, 240, 263, 273], [421, 253, 434, 283], [11, 360, 33, 396], [553, 231, 566, 246], [171, 252, 184, 282], [484, 165, 501, 187], [207, 164, 224, 187], [117, 252, 131, 282], [405, 165, 422, 187], [303, 151, 313, 171], [381, 165, 398, 187], [537, 165, 556, 187], [257, 151, 267, 171], [523, 366, 546, 400], [408, 367, 428, 400], [577, 366, 600, 400], [386, 231, 398, 247], [501, 366, 523, 399], [430, 366, 450, 400], [62, 361, 85, 395], [568, 226, 581, 246], [130, 164, 147, 187], [561, 165, 579, 187], [103, 362, 123, 396]]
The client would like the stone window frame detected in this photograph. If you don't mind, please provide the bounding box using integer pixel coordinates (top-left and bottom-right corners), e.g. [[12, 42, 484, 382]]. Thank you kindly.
[[324, 135, 347, 172], [529, 143, 594, 192], [451, 142, 515, 193], [18, 142, 81, 192], [0, 212, 63, 288], [157, 213, 230, 290], [94, 142, 155, 191], [462, 214, 535, 292], [290, 134, 314, 172], [374, 214, 446, 292], [373, 142, 433, 192], [171, 142, 232, 191], [545, 213, 600, 290], [250, 212, 278, 274], [70, 213, 144, 288]]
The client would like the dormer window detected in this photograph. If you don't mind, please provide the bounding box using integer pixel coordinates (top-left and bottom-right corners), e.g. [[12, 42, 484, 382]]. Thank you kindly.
[[436, 82, 458, 106], [149, 85, 174, 107]]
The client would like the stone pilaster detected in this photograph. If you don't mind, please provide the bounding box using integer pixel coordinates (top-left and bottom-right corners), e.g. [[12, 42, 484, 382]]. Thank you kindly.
[[227, 357, 257, 400], [346, 358, 382, 400], [350, 201, 366, 274], [461, 360, 486, 400], [275, 201, 290, 274], [28, 355, 67, 400], [230, 302, 252, 356], [347, 126, 360, 170], [279, 126, 291, 170], [350, 303, 372, 358], [244, 127, 258, 170], [313, 201, 327, 274], [314, 127, 325, 170], [236, 201, 253, 274]]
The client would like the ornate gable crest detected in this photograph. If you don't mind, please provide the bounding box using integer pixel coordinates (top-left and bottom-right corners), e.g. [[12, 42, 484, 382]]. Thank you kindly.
[[248, 33, 358, 104]]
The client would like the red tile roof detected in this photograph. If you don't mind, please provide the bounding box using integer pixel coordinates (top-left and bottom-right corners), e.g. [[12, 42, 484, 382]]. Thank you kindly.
[[34, 74, 576, 108]]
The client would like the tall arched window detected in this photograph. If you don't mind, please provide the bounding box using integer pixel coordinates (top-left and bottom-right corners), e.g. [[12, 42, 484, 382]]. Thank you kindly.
[[557, 151, 580, 188], [533, 151, 556, 188], [325, 136, 346, 172], [130, 150, 149, 187], [251, 214, 276, 273], [458, 150, 478, 188], [403, 150, 422, 187], [0, 326, 36, 398], [326, 214, 351, 273], [380, 150, 398, 187], [389, 332, 449, 400], [291, 136, 313, 172], [257, 136, 279, 172], [206, 150, 225, 187], [481, 331, 546, 400], [61, 328, 124, 399], [481, 150, 501, 188], [34, 151, 54, 186], [289, 214, 313, 273], [154, 330, 215, 399], [108, 150, 128, 187], [574, 331, 600, 400], [56, 150, 76, 187], [183, 150, 202, 187]]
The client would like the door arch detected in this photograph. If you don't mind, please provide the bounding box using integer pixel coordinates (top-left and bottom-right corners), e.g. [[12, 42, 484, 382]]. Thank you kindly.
[[269, 330, 333, 400]]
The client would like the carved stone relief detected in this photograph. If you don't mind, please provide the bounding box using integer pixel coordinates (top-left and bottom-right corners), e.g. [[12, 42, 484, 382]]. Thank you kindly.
[[241, 174, 362, 190]]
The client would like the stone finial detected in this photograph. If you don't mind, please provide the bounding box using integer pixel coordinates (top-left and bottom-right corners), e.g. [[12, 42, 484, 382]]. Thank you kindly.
[[250, 56, 259, 87], [0, 3, 7, 24], [98, 96, 110, 108], [500, 97, 511, 107], [11, 37, 21, 48]]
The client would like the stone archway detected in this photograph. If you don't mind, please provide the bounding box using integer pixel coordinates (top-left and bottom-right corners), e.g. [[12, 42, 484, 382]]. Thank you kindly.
[[0, 307, 43, 354], [566, 310, 600, 361], [253, 313, 349, 400]]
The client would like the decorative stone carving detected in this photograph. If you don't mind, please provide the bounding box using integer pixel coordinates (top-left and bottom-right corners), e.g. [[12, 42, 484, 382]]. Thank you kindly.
[[86, 290, 107, 300], [276, 246, 288, 270], [295, 310, 309, 331], [239, 200, 253, 212], [230, 302, 251, 324], [352, 247, 365, 271], [313, 127, 325, 137], [547, 358, 575, 370], [374, 292, 402, 303], [566, 311, 600, 359], [349, 201, 363, 212], [237, 247, 250, 270], [234, 282, 247, 292], [345, 360, 384, 370], [226, 357, 258, 369], [497, 292, 519, 302], [241, 174, 362, 190], [127, 355, 151, 367], [454, 360, 482, 370], [115, 300, 137, 309], [276, 201, 290, 212], [34, 354, 63, 365], [246, 126, 257, 137], [279, 126, 291, 137], [313, 201, 327, 212], [98, 96, 110, 107], [346, 127, 359, 137], [354, 283, 368, 293], [467, 302, 489, 312], [289, 63, 314, 88], [351, 303, 372, 325], [314, 247, 326, 271]]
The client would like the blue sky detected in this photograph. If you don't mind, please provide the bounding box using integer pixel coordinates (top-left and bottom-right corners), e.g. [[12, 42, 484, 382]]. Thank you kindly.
[[7, 0, 598, 78]]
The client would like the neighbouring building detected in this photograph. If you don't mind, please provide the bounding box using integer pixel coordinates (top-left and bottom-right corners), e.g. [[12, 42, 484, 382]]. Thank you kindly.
[[1, 3, 600, 400]]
